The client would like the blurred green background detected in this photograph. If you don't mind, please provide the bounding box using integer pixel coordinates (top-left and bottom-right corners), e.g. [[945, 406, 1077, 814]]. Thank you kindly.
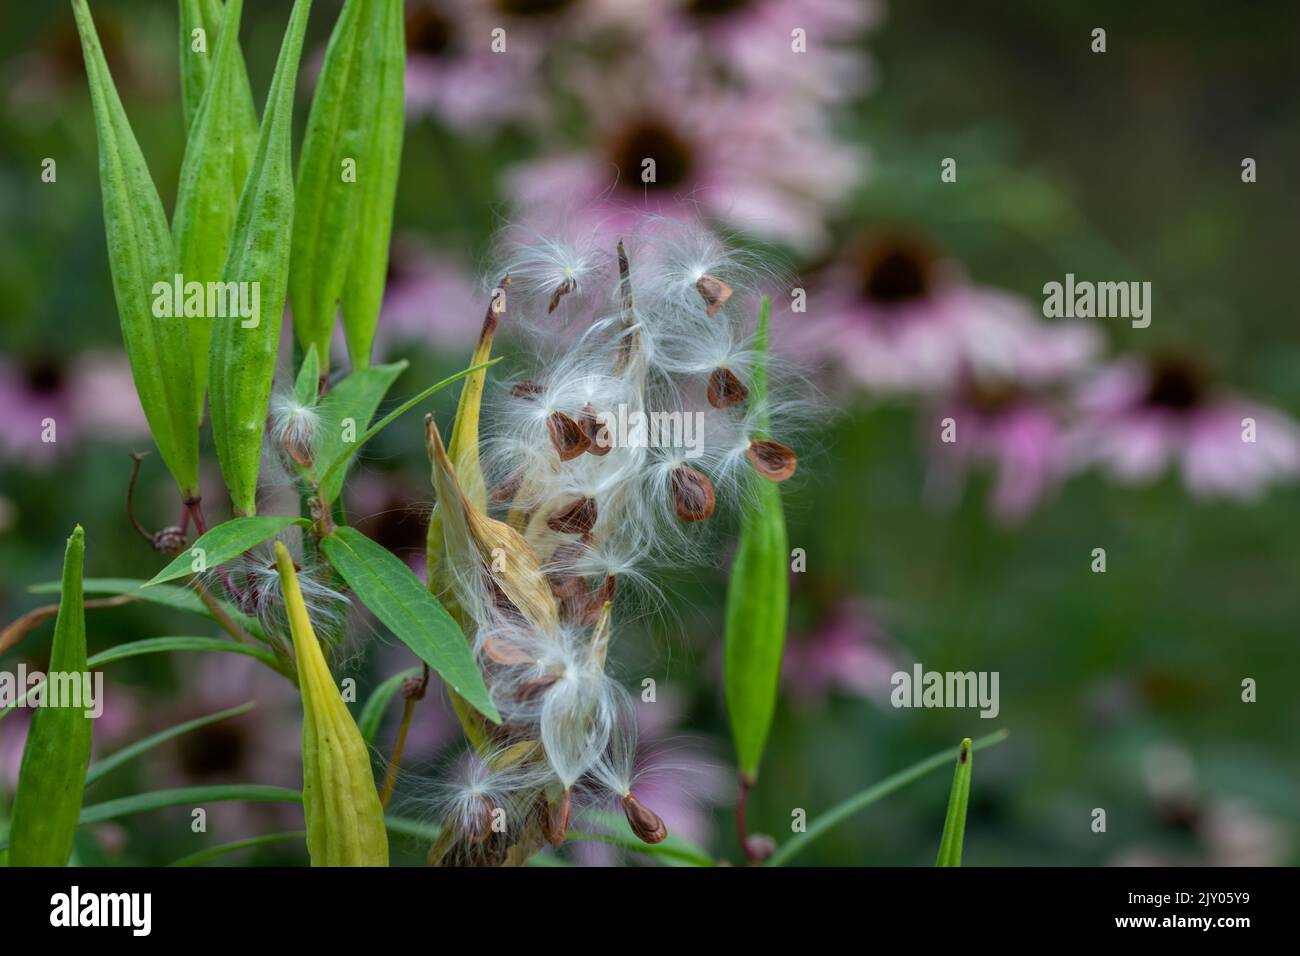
[[1, 0, 1296, 866]]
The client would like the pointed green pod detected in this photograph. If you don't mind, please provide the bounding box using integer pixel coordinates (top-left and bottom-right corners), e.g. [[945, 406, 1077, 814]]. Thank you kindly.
[[274, 541, 388, 866], [8, 526, 94, 866], [935, 738, 973, 866], [723, 296, 789, 781], [73, 0, 199, 498], [173, 0, 246, 426], [208, 0, 312, 515], [289, 0, 375, 370], [339, 0, 405, 369], [178, 0, 258, 184]]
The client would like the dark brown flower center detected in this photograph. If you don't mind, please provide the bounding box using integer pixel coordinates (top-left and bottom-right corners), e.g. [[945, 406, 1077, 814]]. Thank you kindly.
[[611, 119, 695, 193], [1143, 358, 1208, 412], [861, 243, 933, 306], [177, 721, 247, 777], [496, 0, 577, 16], [406, 4, 456, 57], [24, 358, 63, 395], [683, 0, 755, 18]]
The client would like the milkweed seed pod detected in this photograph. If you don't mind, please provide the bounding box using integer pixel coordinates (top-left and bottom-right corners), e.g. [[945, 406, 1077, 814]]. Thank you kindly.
[[425, 215, 805, 864], [275, 541, 389, 866]]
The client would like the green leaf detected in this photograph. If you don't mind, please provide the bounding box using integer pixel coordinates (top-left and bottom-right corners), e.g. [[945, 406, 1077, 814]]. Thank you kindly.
[[340, 0, 405, 369], [320, 527, 497, 721], [294, 343, 321, 408], [766, 730, 1009, 866], [172, 0, 247, 425], [316, 358, 500, 501], [289, 0, 377, 368], [935, 737, 974, 866], [0, 785, 302, 853], [311, 360, 406, 503], [723, 295, 787, 780], [358, 667, 419, 744], [208, 0, 313, 515], [3, 638, 280, 722], [29, 577, 264, 639], [86, 702, 255, 787], [73, 0, 199, 497], [168, 830, 306, 867], [144, 515, 306, 587], [7, 527, 93, 866]]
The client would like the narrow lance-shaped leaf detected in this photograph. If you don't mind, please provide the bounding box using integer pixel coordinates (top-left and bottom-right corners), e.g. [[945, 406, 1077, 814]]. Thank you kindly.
[[311, 360, 405, 503], [293, 343, 321, 408], [208, 0, 312, 516], [289, 0, 376, 369], [144, 514, 307, 587], [274, 541, 389, 866], [8, 526, 93, 866], [320, 526, 498, 722], [172, 0, 245, 426], [73, 0, 199, 497], [340, 0, 405, 369], [723, 295, 788, 780], [935, 737, 973, 867], [179, 0, 259, 178]]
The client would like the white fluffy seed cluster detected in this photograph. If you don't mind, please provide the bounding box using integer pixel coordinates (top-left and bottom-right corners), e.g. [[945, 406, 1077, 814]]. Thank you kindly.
[[430, 216, 804, 857]]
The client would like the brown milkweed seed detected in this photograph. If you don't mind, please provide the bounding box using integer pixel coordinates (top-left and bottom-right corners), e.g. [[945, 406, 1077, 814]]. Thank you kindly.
[[696, 274, 734, 317], [547, 411, 591, 461], [707, 366, 749, 408], [622, 793, 668, 844], [746, 439, 798, 482], [671, 465, 716, 522], [579, 403, 612, 456], [546, 497, 599, 534]]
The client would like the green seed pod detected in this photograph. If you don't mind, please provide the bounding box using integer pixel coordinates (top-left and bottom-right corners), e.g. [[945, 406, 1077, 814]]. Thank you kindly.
[[723, 296, 789, 782], [339, 0, 405, 370], [289, 0, 373, 370], [179, 0, 259, 174], [73, 0, 200, 498], [173, 0, 247, 426], [8, 526, 93, 866], [208, 0, 312, 515], [274, 541, 388, 866]]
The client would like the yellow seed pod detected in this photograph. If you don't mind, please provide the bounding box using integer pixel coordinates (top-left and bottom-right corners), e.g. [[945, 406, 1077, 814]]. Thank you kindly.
[[275, 541, 389, 866]]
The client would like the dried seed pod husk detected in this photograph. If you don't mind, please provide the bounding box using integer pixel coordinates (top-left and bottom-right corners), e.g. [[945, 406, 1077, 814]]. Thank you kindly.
[[696, 274, 734, 317], [671, 465, 716, 522], [707, 366, 749, 408], [547, 410, 591, 461], [623, 793, 668, 845], [746, 439, 798, 482], [427, 417, 560, 633]]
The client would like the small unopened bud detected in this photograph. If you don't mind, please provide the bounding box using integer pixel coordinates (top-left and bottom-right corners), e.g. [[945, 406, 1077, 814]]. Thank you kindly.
[[623, 793, 668, 844], [547, 411, 591, 461], [695, 274, 733, 317], [547, 497, 598, 534], [744, 833, 776, 862], [152, 526, 187, 555], [746, 439, 798, 482], [670, 464, 715, 522], [707, 366, 749, 408]]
